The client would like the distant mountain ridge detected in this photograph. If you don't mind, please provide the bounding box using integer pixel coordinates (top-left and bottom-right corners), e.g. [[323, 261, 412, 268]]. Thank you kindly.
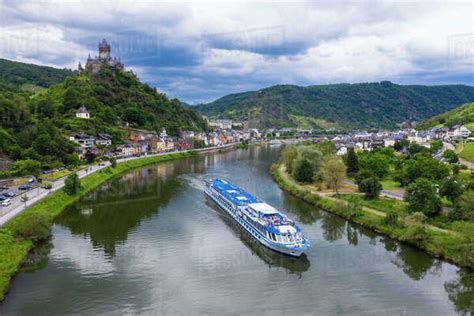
[[417, 102, 474, 131], [194, 82, 474, 130], [0, 58, 74, 89]]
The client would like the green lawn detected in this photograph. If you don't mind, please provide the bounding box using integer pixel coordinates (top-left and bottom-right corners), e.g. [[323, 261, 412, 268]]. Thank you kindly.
[[337, 193, 406, 214], [459, 142, 474, 163], [380, 179, 401, 190], [465, 122, 474, 132]]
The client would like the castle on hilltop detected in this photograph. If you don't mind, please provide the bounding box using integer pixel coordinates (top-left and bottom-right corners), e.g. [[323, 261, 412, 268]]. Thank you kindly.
[[78, 39, 124, 74]]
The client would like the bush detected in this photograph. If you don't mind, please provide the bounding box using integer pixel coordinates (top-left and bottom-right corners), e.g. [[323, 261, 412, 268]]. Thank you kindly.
[[64, 173, 81, 195], [450, 190, 474, 221], [399, 224, 429, 245], [442, 149, 459, 163], [13, 213, 51, 243], [110, 157, 117, 168], [359, 176, 382, 199], [384, 211, 399, 227]]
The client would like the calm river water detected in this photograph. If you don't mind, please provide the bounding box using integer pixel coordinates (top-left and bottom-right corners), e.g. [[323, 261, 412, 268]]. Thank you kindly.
[[1, 146, 473, 315]]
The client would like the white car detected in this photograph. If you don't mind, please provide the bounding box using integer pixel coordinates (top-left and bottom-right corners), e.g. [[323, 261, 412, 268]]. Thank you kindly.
[[1, 199, 11, 207], [28, 178, 35, 183]]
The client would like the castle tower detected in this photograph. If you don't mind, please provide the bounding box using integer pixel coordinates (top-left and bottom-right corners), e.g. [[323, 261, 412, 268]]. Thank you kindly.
[[98, 39, 111, 61]]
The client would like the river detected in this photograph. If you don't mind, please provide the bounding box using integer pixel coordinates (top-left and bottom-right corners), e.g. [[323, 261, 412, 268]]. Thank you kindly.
[[1, 146, 473, 315]]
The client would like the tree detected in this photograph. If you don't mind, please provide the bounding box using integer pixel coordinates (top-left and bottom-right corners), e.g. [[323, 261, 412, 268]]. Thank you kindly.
[[20, 194, 28, 207], [404, 178, 442, 216], [13, 213, 50, 243], [394, 139, 409, 151], [345, 148, 359, 174], [64, 173, 80, 195], [321, 155, 346, 195], [292, 157, 314, 183], [450, 190, 474, 221], [12, 159, 41, 177], [359, 153, 390, 178], [439, 177, 464, 203], [430, 140, 443, 152], [315, 140, 336, 156], [359, 176, 382, 199], [110, 157, 117, 168], [281, 145, 298, 173], [84, 150, 96, 164], [63, 87, 79, 112], [442, 149, 459, 163]]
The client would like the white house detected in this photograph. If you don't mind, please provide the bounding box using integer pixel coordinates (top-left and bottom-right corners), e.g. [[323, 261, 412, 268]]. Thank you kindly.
[[96, 133, 112, 146], [447, 125, 471, 139], [69, 133, 95, 148], [75, 106, 90, 119]]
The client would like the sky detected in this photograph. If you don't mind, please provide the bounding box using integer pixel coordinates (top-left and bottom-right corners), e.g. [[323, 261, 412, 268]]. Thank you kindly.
[[0, 0, 473, 104]]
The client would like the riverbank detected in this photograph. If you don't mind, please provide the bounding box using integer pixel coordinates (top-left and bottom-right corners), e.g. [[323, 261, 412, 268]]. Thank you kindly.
[[270, 163, 474, 270], [0, 151, 198, 301]]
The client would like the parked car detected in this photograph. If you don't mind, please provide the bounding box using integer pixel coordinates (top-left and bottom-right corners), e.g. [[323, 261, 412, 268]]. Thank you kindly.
[[0, 195, 6, 201], [18, 185, 32, 190], [28, 178, 35, 183], [4, 192, 16, 197], [0, 185, 8, 190], [1, 199, 11, 207]]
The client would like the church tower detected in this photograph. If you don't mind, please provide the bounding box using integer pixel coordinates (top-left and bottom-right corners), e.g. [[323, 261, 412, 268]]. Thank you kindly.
[[98, 39, 111, 61]]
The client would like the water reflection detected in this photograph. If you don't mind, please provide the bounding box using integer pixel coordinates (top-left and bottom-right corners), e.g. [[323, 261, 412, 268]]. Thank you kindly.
[[445, 270, 474, 314], [392, 245, 442, 281], [55, 163, 183, 256]]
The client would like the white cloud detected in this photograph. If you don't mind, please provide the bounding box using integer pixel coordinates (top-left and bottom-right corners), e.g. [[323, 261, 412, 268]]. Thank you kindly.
[[0, 0, 472, 102]]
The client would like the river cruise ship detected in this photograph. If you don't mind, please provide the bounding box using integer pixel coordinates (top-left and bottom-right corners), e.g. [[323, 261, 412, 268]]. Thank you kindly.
[[204, 178, 310, 257]]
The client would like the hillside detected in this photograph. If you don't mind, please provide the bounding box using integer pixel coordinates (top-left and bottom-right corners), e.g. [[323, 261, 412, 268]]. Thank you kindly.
[[0, 58, 74, 89], [416, 102, 474, 131], [0, 61, 208, 173], [194, 82, 474, 130]]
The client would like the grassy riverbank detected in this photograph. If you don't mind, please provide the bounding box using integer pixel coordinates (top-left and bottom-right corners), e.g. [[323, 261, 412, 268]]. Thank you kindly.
[[0, 151, 196, 301], [270, 163, 474, 270]]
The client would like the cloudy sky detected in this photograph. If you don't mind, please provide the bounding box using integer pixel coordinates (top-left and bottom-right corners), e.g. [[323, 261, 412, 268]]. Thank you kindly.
[[0, 0, 472, 103]]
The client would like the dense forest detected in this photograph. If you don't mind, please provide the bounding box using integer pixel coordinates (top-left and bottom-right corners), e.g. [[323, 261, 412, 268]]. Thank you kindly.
[[0, 58, 74, 88], [194, 82, 474, 130], [416, 102, 474, 130], [0, 59, 209, 174]]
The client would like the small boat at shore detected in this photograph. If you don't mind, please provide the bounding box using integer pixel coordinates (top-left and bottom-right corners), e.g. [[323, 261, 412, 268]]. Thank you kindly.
[[204, 178, 310, 257]]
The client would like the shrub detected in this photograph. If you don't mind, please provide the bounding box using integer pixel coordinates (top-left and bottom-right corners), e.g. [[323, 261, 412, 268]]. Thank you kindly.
[[13, 213, 51, 243], [359, 176, 382, 199], [399, 224, 429, 245], [450, 190, 474, 221], [384, 211, 399, 227], [110, 157, 117, 168]]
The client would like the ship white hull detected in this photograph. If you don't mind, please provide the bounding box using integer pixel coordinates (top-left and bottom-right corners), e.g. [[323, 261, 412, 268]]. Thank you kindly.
[[205, 187, 306, 257]]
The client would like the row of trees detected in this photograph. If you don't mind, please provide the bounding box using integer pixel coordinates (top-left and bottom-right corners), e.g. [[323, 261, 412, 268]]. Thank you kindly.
[[343, 140, 473, 219]]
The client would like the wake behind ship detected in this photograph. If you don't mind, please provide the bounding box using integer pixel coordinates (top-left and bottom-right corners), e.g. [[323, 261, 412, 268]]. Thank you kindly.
[[204, 178, 310, 256]]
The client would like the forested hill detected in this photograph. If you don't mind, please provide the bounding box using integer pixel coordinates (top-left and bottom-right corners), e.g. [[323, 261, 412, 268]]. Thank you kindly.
[[0, 58, 74, 89], [194, 82, 474, 130], [417, 102, 474, 130], [0, 61, 208, 172]]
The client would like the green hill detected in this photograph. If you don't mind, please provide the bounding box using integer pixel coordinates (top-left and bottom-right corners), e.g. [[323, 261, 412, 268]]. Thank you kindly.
[[194, 82, 474, 130], [0, 60, 208, 173], [417, 102, 474, 131], [0, 58, 74, 89]]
